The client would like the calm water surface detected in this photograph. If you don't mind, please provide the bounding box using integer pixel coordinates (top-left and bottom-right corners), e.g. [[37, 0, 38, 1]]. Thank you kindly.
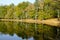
[[0, 21, 59, 40]]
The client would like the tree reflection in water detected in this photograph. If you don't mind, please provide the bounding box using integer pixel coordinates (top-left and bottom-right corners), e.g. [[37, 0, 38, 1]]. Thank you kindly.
[[0, 22, 58, 40]]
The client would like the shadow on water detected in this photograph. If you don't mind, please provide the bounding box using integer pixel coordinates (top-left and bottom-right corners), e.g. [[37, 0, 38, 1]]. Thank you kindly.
[[0, 21, 60, 40], [55, 19, 60, 40]]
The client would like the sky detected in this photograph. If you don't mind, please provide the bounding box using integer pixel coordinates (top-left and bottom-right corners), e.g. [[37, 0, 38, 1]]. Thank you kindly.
[[0, 0, 35, 5]]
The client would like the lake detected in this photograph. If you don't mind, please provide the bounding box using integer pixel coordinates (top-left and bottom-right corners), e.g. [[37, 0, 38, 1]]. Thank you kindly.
[[0, 21, 60, 40]]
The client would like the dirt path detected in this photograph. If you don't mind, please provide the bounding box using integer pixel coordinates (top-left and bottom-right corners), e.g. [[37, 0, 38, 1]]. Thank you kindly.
[[0, 18, 60, 27]]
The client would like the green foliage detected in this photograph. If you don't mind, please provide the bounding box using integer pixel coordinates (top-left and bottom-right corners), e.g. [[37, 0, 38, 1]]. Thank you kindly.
[[0, 6, 7, 18], [0, 0, 60, 40], [0, 22, 57, 40], [0, 0, 60, 19]]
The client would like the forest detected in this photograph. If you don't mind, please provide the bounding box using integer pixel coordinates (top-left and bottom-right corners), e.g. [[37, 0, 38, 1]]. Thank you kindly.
[[0, 0, 60, 40], [0, 0, 60, 20]]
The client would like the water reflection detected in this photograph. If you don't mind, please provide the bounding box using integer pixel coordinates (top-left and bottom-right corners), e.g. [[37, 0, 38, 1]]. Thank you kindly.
[[0, 21, 59, 40], [0, 34, 22, 40]]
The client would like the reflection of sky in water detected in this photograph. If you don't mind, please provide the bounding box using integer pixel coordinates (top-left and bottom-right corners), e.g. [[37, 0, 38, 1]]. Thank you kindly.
[[0, 34, 33, 40]]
